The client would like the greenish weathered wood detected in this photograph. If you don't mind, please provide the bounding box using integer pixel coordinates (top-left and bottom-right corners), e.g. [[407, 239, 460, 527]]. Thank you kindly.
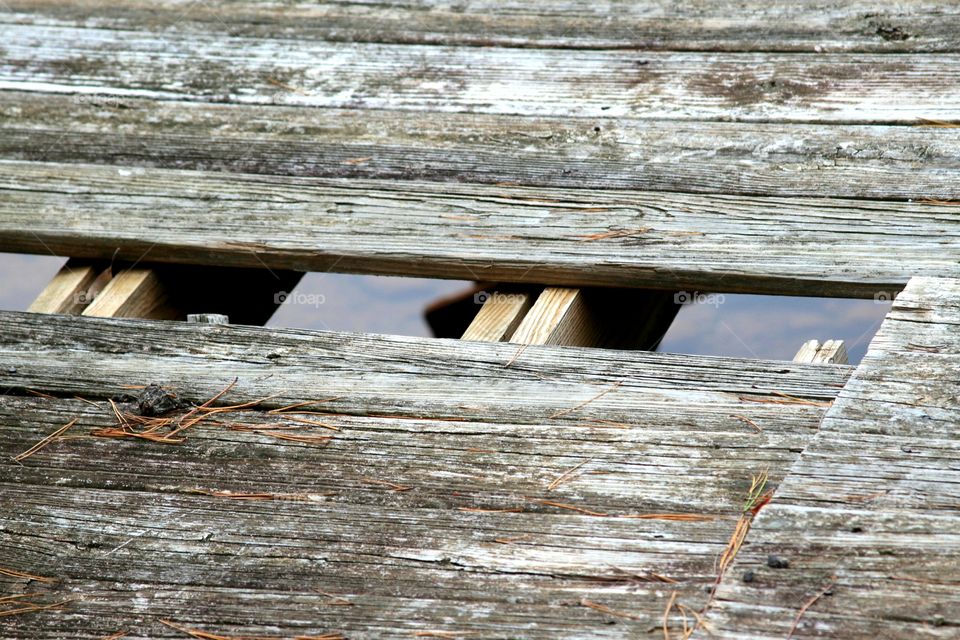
[[701, 276, 960, 639], [3, 25, 960, 123], [0, 311, 846, 638], [1, 160, 958, 298], [4, 0, 960, 52], [3, 92, 958, 201]]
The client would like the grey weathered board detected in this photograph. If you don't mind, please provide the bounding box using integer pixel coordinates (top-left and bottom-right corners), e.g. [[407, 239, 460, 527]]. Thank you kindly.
[[3, 92, 959, 201], [701, 276, 960, 638], [2, 160, 958, 297], [3, 24, 960, 122], [0, 311, 848, 638], [4, 0, 960, 52]]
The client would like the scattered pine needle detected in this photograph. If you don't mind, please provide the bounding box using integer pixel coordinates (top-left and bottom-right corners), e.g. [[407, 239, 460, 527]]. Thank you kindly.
[[493, 534, 533, 544], [786, 577, 836, 640], [916, 117, 960, 128], [0, 593, 44, 604], [313, 589, 353, 606], [580, 598, 640, 620], [457, 507, 523, 513], [0, 566, 56, 583], [342, 156, 373, 165], [0, 597, 74, 618], [620, 513, 714, 522], [917, 197, 960, 206], [100, 631, 129, 640], [547, 459, 591, 490], [265, 77, 310, 96], [361, 478, 414, 492], [730, 414, 762, 432], [663, 591, 678, 640], [533, 499, 608, 517], [12, 419, 78, 462], [576, 227, 651, 241], [191, 489, 333, 501], [26, 389, 55, 399], [414, 632, 477, 638], [550, 382, 621, 419], [504, 344, 528, 368], [738, 393, 831, 407], [160, 619, 343, 640]]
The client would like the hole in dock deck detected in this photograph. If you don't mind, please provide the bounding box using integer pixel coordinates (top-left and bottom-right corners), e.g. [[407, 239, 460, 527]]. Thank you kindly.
[[660, 294, 890, 365], [267, 272, 473, 337]]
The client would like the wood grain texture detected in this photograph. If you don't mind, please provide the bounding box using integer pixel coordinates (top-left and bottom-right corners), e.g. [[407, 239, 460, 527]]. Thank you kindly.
[[80, 268, 178, 319], [4, 0, 960, 52], [3, 92, 959, 201], [701, 276, 960, 639], [26, 258, 108, 314], [2, 25, 960, 123], [793, 339, 849, 364], [0, 311, 847, 638], [1, 161, 957, 298], [462, 288, 537, 342]]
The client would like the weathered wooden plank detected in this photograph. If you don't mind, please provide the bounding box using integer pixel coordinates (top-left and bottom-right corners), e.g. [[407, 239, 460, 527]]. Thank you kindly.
[[4, 0, 960, 52], [3, 25, 960, 122], [793, 339, 849, 364], [0, 311, 846, 638], [26, 258, 108, 314], [701, 277, 960, 638], [3, 92, 958, 201], [0, 311, 848, 423], [1, 161, 957, 297]]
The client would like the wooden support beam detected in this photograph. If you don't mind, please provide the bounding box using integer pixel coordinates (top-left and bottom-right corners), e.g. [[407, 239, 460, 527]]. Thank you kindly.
[[81, 268, 178, 319], [30, 261, 303, 325], [793, 339, 849, 364], [461, 287, 539, 342], [26, 258, 110, 315], [463, 285, 679, 349]]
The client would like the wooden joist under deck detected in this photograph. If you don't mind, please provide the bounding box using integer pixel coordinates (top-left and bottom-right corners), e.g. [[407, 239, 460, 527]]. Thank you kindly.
[[2, 161, 958, 298], [0, 311, 847, 638], [705, 276, 960, 638]]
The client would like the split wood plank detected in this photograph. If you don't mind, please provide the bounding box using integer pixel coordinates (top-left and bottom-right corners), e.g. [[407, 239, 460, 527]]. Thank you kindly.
[[2, 161, 958, 298], [700, 276, 960, 638], [3, 25, 960, 122], [26, 258, 109, 315], [0, 310, 848, 638], [4, 0, 960, 52], [792, 339, 849, 364], [4, 93, 959, 201]]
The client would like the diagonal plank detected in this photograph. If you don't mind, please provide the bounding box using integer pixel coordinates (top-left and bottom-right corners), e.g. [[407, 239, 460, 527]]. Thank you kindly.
[[0, 311, 847, 638], [3, 25, 960, 122], [1, 161, 958, 298], [4, 0, 960, 52], [701, 276, 960, 638], [4, 92, 959, 200]]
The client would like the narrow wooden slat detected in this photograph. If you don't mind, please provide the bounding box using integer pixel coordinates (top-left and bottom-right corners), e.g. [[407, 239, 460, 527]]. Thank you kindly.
[[4, 162, 957, 298], [26, 258, 109, 314], [793, 339, 849, 364], [4, 0, 960, 52], [3, 25, 960, 122], [703, 277, 960, 638], [4, 93, 959, 200]]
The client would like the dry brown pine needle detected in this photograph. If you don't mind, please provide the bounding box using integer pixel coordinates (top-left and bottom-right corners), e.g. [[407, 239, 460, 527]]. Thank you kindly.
[[580, 598, 641, 620], [12, 419, 78, 462], [0, 566, 56, 583], [160, 619, 344, 640]]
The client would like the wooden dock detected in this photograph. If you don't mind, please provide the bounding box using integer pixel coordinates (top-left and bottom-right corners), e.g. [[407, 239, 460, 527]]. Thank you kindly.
[[1, 1, 959, 638]]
